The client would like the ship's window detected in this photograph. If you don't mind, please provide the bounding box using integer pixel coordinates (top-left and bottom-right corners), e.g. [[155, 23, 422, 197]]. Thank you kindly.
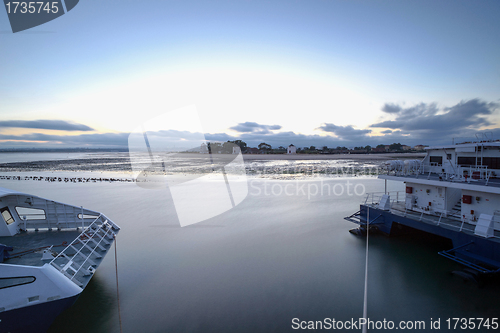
[[481, 157, 500, 170], [15, 207, 46, 220], [429, 156, 442, 166], [77, 213, 100, 220], [28, 295, 39, 302], [457, 157, 476, 167], [0, 276, 36, 289], [0, 207, 15, 225], [446, 154, 452, 160]]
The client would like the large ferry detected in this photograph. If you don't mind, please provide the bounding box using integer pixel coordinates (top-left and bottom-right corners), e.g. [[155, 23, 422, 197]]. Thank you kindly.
[[0, 188, 120, 332], [345, 135, 500, 280]]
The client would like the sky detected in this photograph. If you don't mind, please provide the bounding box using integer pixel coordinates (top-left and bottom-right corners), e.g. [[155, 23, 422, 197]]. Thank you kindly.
[[1, 0, 500, 149]]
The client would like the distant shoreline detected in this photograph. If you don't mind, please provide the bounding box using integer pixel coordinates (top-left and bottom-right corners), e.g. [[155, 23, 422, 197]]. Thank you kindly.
[[241, 153, 425, 160], [0, 152, 426, 181], [0, 149, 426, 161], [0, 152, 426, 171]]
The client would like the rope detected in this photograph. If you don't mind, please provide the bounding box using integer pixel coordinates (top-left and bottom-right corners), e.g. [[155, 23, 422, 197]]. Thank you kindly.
[[9, 241, 68, 258], [114, 235, 123, 333], [362, 206, 369, 333]]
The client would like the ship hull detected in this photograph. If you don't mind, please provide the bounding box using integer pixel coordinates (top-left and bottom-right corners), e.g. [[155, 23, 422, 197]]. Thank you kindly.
[[0, 293, 79, 333], [360, 204, 500, 272]]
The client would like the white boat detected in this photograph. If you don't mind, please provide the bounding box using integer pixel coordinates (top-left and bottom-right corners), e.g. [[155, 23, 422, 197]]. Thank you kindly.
[[0, 188, 120, 332], [346, 135, 500, 279]]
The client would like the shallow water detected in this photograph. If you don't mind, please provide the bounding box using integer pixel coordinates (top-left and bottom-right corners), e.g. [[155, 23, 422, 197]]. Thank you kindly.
[[0, 152, 108, 164], [2, 173, 500, 333], [0, 152, 386, 179]]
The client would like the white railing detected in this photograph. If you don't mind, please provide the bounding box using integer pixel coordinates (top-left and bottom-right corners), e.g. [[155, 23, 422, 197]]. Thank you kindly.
[[364, 191, 406, 205], [49, 214, 119, 287], [383, 162, 496, 184], [385, 198, 500, 240]]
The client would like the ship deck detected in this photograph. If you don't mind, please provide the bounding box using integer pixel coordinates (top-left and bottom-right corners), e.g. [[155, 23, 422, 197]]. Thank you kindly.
[[369, 201, 500, 242], [380, 172, 500, 192], [0, 229, 82, 267]]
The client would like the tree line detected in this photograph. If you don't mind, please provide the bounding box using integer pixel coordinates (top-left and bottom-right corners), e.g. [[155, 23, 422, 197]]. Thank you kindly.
[[204, 141, 416, 154]]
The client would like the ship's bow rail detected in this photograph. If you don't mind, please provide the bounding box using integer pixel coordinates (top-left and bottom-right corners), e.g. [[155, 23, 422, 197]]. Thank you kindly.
[[49, 214, 120, 288]]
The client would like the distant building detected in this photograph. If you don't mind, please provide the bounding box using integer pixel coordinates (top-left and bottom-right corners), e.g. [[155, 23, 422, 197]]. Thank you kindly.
[[350, 149, 368, 154], [233, 146, 241, 154], [402, 145, 411, 151], [414, 145, 427, 151], [247, 147, 259, 154], [200, 143, 209, 154], [287, 144, 297, 154]]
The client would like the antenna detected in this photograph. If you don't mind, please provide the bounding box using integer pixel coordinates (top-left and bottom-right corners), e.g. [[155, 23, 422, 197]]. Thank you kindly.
[[475, 131, 494, 142]]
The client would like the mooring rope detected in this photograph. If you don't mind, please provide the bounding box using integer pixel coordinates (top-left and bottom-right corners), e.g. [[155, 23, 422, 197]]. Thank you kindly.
[[114, 235, 123, 333], [362, 207, 369, 333]]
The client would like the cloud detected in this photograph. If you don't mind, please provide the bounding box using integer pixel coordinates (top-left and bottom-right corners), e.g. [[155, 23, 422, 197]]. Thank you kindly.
[[146, 129, 204, 140], [316, 123, 371, 140], [0, 129, 339, 150], [366, 99, 500, 145], [0, 132, 129, 148], [207, 131, 341, 149], [381, 103, 402, 114], [0, 120, 94, 131], [2, 99, 499, 149], [372, 99, 496, 132], [230, 122, 281, 134]]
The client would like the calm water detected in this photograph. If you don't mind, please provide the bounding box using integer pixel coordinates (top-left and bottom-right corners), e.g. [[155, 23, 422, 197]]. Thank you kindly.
[[1, 153, 500, 332], [0, 152, 107, 164]]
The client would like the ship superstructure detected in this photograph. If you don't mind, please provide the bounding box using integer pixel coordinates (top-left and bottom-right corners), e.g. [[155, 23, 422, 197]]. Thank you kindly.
[[346, 137, 500, 278], [0, 188, 120, 332]]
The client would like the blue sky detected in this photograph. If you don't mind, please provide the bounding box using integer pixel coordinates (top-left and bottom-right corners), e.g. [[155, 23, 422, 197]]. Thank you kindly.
[[1, 0, 499, 149]]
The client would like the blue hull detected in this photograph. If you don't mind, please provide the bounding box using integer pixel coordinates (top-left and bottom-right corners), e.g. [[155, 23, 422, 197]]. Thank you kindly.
[[359, 205, 500, 273], [0, 294, 79, 333]]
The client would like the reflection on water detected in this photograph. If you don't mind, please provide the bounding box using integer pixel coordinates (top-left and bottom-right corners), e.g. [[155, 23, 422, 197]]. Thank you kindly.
[[365, 234, 500, 321], [48, 275, 117, 333]]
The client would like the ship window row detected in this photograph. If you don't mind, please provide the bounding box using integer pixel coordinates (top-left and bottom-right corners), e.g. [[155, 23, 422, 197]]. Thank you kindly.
[[0, 276, 36, 289], [429, 156, 443, 166], [428, 156, 500, 169], [457, 157, 500, 169], [15, 207, 46, 220], [1, 207, 15, 225]]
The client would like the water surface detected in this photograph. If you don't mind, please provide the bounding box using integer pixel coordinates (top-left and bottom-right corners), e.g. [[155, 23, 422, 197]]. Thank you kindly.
[[1, 153, 499, 332]]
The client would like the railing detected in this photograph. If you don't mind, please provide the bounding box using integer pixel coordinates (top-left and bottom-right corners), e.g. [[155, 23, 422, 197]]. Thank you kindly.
[[49, 214, 120, 287], [370, 194, 500, 240], [390, 202, 474, 232], [364, 191, 405, 205], [18, 197, 103, 231], [453, 133, 497, 145], [382, 162, 496, 184]]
